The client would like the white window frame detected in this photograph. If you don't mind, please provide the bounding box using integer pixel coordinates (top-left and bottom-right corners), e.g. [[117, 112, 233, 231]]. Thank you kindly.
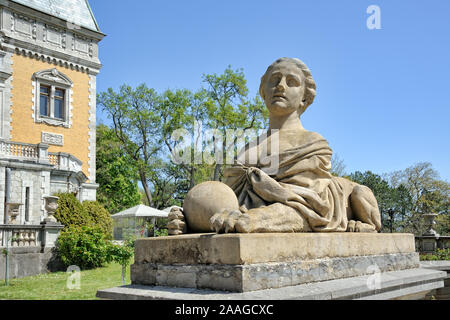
[[33, 68, 73, 128]]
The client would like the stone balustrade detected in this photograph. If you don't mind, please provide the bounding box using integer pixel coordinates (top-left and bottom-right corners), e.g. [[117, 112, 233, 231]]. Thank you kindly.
[[0, 225, 42, 248], [0, 223, 64, 249], [0, 140, 38, 160], [0, 223, 64, 280], [0, 140, 82, 172], [48, 152, 59, 165]]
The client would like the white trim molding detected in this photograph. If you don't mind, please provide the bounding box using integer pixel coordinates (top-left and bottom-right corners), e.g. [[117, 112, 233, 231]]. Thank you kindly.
[[88, 74, 96, 183], [0, 50, 13, 140], [32, 68, 73, 128]]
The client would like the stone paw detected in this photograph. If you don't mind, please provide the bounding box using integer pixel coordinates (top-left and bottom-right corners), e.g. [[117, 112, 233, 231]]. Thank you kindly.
[[210, 209, 242, 233], [234, 214, 252, 233], [347, 220, 377, 233]]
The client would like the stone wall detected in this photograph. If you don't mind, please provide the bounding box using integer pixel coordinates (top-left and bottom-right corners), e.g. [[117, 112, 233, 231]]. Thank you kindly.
[[0, 246, 63, 280], [0, 162, 53, 224]]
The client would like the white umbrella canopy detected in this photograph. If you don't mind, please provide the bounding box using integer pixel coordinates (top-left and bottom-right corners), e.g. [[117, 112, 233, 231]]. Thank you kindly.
[[111, 204, 168, 219]]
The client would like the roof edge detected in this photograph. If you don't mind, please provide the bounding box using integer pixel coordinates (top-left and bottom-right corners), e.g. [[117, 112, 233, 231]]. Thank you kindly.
[[6, 0, 105, 36], [84, 0, 101, 32]]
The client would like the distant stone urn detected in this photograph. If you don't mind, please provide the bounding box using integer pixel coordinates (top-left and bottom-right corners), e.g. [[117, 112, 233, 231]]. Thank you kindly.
[[423, 213, 439, 236], [6, 203, 21, 224], [44, 196, 59, 223]]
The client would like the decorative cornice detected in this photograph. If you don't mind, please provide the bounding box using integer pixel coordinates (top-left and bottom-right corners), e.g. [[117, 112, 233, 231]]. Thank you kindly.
[[0, 0, 106, 41], [2, 40, 101, 74]]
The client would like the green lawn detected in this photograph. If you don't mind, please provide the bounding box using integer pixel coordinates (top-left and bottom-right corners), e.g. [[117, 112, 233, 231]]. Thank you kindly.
[[0, 262, 131, 300]]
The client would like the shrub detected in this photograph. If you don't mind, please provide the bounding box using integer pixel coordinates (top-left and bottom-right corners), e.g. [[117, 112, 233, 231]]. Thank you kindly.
[[82, 201, 113, 239], [57, 226, 112, 270], [54, 193, 90, 229], [154, 228, 168, 237], [107, 241, 134, 266], [420, 248, 450, 261], [54, 193, 113, 239], [106, 239, 135, 284], [146, 220, 169, 237]]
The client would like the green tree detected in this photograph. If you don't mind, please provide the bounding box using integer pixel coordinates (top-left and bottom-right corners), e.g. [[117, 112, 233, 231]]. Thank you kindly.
[[348, 171, 396, 232], [158, 88, 212, 195], [96, 124, 141, 214], [387, 162, 449, 235], [202, 66, 269, 181], [330, 153, 347, 177], [98, 84, 163, 206]]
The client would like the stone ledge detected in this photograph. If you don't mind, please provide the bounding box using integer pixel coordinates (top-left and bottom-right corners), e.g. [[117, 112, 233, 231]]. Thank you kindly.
[[420, 261, 450, 272], [134, 233, 416, 265], [97, 268, 446, 300], [131, 253, 419, 292]]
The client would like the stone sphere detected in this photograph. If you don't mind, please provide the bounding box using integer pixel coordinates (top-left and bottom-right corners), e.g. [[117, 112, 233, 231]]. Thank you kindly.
[[183, 181, 239, 232]]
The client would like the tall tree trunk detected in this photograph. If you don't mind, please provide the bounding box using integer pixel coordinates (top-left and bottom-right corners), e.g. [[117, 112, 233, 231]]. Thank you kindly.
[[213, 142, 227, 181], [213, 163, 222, 181], [139, 169, 153, 207], [189, 165, 195, 189]]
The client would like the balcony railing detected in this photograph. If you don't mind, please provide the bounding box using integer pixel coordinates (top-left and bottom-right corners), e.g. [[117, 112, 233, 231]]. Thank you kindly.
[[0, 140, 39, 160], [48, 152, 59, 165], [0, 140, 82, 172]]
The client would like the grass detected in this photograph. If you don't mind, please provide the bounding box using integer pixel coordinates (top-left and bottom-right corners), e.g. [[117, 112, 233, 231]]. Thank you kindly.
[[0, 262, 131, 300]]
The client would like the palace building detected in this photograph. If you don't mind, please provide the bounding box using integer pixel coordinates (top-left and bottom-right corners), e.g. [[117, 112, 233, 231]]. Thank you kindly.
[[0, 0, 104, 225]]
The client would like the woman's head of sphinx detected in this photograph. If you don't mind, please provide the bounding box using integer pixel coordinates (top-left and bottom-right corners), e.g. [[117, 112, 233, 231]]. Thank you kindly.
[[259, 57, 316, 116]]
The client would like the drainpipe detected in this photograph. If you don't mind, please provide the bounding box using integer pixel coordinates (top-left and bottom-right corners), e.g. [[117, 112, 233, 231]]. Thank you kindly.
[[4, 167, 11, 224], [4, 167, 11, 285]]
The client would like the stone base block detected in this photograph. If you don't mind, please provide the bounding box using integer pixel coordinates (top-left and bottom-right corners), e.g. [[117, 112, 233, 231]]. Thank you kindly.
[[131, 253, 419, 292], [131, 233, 418, 292], [134, 233, 416, 265]]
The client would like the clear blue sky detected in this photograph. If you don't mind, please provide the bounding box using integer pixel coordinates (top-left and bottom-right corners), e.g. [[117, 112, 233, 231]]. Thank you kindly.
[[89, 0, 450, 181]]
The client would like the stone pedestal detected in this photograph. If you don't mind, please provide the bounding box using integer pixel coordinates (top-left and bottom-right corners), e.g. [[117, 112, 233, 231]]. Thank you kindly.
[[131, 233, 419, 293], [40, 221, 64, 248]]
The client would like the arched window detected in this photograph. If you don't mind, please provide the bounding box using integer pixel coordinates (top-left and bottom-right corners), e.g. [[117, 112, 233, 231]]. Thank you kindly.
[[32, 68, 73, 127]]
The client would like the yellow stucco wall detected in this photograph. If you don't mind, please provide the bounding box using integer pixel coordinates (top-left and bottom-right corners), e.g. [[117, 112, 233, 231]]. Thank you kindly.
[[10, 54, 91, 180]]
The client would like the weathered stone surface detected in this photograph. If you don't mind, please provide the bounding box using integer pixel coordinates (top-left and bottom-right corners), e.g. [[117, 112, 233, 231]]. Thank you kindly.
[[132, 233, 419, 292], [0, 247, 64, 280], [97, 267, 446, 300], [131, 253, 419, 292], [420, 261, 450, 300], [134, 233, 416, 265]]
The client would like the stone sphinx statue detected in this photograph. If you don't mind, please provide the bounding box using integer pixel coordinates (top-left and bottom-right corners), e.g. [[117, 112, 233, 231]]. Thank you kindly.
[[168, 57, 381, 235]]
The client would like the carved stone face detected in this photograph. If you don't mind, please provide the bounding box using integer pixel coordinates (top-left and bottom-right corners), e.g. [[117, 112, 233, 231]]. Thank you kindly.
[[261, 61, 306, 116]]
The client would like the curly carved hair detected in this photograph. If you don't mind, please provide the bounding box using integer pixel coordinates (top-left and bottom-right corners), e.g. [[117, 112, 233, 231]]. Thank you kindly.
[[259, 57, 317, 113]]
